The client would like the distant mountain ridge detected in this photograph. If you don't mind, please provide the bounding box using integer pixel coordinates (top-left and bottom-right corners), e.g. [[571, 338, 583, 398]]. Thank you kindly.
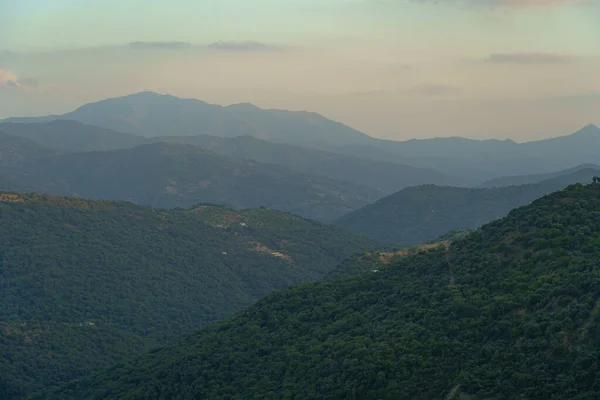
[[0, 120, 150, 152], [3, 93, 598, 182], [293, 124, 600, 182], [0, 136, 382, 221], [0, 131, 58, 166], [335, 168, 600, 245], [0, 121, 465, 194], [3, 91, 373, 145], [154, 134, 465, 193], [479, 164, 600, 188]]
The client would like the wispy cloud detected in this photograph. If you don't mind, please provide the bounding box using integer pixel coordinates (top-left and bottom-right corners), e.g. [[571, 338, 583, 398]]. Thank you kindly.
[[208, 41, 279, 52], [409, 84, 462, 95], [126, 40, 282, 52], [485, 53, 572, 64], [411, 0, 588, 7], [129, 41, 193, 50], [0, 69, 52, 94], [0, 69, 23, 92], [488, 0, 586, 6]]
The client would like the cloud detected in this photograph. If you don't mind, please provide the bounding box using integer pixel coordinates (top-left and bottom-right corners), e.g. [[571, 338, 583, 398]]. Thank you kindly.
[[411, 0, 587, 6], [488, 0, 585, 6], [0, 69, 21, 91], [0, 69, 46, 93], [409, 84, 462, 95], [129, 41, 193, 50], [126, 40, 281, 52], [485, 53, 572, 64], [207, 41, 278, 52]]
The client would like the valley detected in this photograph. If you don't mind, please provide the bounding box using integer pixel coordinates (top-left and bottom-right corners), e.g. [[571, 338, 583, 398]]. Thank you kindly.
[[0, 92, 599, 400]]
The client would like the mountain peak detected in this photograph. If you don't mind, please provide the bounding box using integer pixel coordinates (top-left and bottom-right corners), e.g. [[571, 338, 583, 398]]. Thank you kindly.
[[572, 123, 600, 136], [123, 90, 166, 98], [115, 91, 182, 102], [226, 102, 260, 111]]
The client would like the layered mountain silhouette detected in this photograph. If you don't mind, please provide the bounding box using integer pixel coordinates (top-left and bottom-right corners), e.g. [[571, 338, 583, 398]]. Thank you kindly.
[[0, 134, 383, 221], [5, 93, 599, 183], [3, 91, 372, 145], [0, 121, 464, 194], [0, 131, 58, 166], [294, 124, 600, 182], [0, 120, 149, 152]]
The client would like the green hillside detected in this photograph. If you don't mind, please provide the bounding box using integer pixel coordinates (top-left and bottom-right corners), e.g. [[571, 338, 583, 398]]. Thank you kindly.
[[0, 192, 378, 398], [40, 179, 600, 400], [335, 168, 599, 245], [0, 140, 383, 222]]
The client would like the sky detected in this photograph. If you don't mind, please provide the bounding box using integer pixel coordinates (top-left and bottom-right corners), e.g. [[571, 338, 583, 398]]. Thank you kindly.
[[1, 0, 599, 141]]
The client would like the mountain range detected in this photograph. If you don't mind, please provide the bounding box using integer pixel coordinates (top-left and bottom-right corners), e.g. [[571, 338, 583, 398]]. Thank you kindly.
[[306, 124, 600, 182], [38, 181, 600, 400], [3, 91, 372, 145], [0, 120, 463, 194], [0, 193, 379, 398], [3, 92, 599, 183]]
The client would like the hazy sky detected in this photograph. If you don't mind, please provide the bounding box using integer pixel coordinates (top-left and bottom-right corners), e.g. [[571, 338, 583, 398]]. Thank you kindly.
[[1, 0, 599, 140]]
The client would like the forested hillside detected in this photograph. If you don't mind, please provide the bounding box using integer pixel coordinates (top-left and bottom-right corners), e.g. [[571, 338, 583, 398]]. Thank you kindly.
[[335, 168, 599, 245], [41, 179, 600, 400], [0, 193, 378, 398]]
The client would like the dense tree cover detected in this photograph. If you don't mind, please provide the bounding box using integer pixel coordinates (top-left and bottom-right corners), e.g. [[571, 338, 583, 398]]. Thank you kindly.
[[335, 168, 600, 245], [42, 181, 600, 400], [0, 192, 378, 398], [0, 139, 383, 221]]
